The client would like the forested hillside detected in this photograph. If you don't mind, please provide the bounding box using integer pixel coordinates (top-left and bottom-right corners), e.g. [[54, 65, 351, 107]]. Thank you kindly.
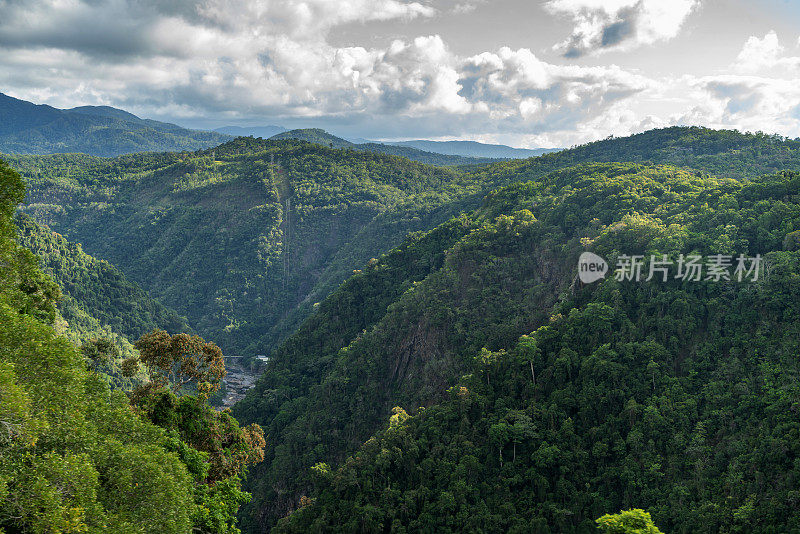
[[0, 159, 264, 532], [0, 93, 231, 156], [270, 129, 355, 149], [6, 125, 800, 532], [8, 138, 486, 357], [480, 126, 800, 181], [11, 127, 800, 362], [14, 214, 189, 357], [235, 162, 800, 532]]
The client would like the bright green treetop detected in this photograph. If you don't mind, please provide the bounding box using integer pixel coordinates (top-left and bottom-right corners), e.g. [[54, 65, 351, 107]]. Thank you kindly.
[[596, 509, 664, 534]]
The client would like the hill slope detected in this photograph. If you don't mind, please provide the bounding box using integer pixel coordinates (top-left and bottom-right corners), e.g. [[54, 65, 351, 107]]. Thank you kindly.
[[0, 158, 266, 533], [11, 125, 800, 531], [14, 214, 189, 348], [234, 162, 800, 532], [12, 126, 800, 361], [8, 138, 484, 356], [500, 126, 800, 179], [0, 159, 191, 531], [0, 93, 231, 156], [270, 128, 355, 149]]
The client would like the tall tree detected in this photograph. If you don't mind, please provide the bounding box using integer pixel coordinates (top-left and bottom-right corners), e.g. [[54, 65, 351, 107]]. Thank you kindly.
[[132, 329, 226, 396]]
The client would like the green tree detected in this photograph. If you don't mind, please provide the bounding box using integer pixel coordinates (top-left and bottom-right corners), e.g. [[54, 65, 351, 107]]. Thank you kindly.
[[595, 509, 663, 534], [132, 329, 226, 396]]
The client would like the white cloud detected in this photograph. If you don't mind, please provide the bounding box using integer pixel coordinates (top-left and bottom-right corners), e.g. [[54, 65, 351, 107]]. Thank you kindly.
[[545, 0, 699, 57], [735, 31, 783, 71], [691, 75, 800, 132], [198, 0, 435, 40], [662, 32, 800, 139], [734, 31, 800, 73], [2, 0, 800, 149], [0, 0, 651, 142], [452, 3, 478, 14]]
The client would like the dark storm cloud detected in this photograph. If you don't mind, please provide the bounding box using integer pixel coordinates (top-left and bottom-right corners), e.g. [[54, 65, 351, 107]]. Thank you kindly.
[[0, 0, 154, 58], [0, 0, 229, 59]]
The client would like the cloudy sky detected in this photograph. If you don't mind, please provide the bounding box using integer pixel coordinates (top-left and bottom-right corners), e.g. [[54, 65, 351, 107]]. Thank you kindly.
[[2, 0, 800, 147]]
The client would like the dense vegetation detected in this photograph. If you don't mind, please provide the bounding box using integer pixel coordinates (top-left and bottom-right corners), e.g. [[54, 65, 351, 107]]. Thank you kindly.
[[0, 92, 231, 156], [8, 138, 489, 357], [15, 214, 189, 350], [0, 158, 264, 532], [14, 126, 800, 363], [8, 125, 800, 532], [270, 129, 356, 149], [478, 126, 800, 182], [233, 161, 800, 532]]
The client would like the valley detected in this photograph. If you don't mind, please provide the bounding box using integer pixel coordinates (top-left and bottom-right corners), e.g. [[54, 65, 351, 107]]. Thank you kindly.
[[5, 3, 800, 532], [4, 126, 800, 533]]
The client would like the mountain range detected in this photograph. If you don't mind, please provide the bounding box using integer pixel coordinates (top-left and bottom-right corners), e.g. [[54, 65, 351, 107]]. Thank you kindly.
[[267, 128, 504, 166], [383, 139, 559, 159], [4, 118, 800, 532], [230, 127, 559, 159], [0, 93, 555, 164], [0, 92, 231, 156], [11, 127, 800, 360]]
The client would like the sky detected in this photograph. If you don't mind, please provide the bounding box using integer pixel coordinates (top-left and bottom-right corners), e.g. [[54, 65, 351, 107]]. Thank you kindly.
[[1, 0, 800, 148]]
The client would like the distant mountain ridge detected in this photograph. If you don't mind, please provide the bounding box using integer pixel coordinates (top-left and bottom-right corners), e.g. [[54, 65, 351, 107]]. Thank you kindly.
[[269, 128, 559, 162], [0, 92, 231, 156], [65, 105, 150, 124], [216, 126, 556, 161], [1, 93, 555, 163], [214, 125, 288, 138], [384, 139, 559, 158], [269, 128, 501, 166]]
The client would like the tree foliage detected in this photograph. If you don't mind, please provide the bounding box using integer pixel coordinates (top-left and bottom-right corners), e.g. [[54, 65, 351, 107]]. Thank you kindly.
[[596, 509, 664, 534], [0, 157, 263, 533], [239, 163, 800, 533], [8, 126, 800, 532], [133, 329, 225, 395]]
